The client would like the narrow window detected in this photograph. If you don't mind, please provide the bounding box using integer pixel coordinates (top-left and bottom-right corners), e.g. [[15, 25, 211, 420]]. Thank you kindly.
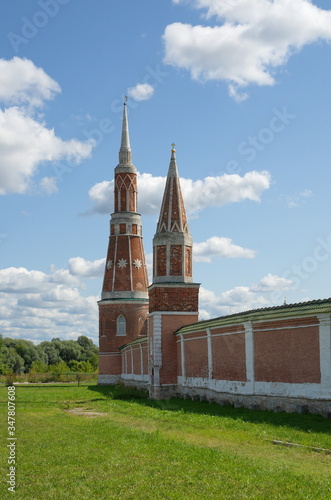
[[117, 315, 126, 336]]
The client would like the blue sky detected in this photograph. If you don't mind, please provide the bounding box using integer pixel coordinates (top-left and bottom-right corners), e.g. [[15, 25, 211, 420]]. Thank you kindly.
[[1, 0, 331, 344]]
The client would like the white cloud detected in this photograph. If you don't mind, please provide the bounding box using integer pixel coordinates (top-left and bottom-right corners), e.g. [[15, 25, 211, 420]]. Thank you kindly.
[[87, 170, 270, 215], [280, 189, 313, 208], [127, 83, 155, 101], [252, 273, 293, 292], [0, 58, 95, 195], [164, 0, 331, 97], [0, 266, 99, 343], [0, 263, 296, 342], [39, 176, 58, 194], [68, 257, 105, 278], [199, 272, 295, 319], [193, 236, 256, 262], [0, 57, 61, 108]]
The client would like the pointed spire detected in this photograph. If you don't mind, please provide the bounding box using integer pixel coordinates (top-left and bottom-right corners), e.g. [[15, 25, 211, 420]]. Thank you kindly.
[[119, 99, 132, 166], [157, 144, 188, 234], [167, 143, 178, 178]]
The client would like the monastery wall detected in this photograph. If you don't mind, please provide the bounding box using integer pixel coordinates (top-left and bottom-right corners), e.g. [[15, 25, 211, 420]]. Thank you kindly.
[[120, 338, 149, 386], [116, 312, 331, 417], [174, 313, 331, 417]]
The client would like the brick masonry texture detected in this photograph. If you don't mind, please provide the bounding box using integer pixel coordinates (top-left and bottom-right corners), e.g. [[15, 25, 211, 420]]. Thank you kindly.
[[254, 322, 320, 383], [149, 286, 199, 313], [170, 245, 182, 276], [99, 302, 148, 353], [160, 314, 199, 385], [212, 333, 247, 381]]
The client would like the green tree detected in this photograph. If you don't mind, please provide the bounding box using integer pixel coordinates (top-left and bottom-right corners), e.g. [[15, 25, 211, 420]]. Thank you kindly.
[[68, 360, 94, 373], [51, 361, 69, 375], [0, 334, 8, 374], [9, 339, 47, 373], [59, 340, 83, 364], [77, 335, 98, 362], [1, 346, 25, 373], [39, 341, 62, 365], [30, 360, 49, 373]]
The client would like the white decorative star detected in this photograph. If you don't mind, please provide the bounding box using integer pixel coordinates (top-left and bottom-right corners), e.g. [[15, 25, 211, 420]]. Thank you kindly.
[[106, 259, 113, 270], [133, 259, 142, 269], [117, 258, 127, 269]]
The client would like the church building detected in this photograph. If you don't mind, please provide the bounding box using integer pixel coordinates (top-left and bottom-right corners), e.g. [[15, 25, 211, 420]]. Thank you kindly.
[[98, 103, 331, 417]]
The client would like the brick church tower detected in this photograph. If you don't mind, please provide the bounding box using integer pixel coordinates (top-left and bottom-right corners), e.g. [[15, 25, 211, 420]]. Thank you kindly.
[[148, 144, 200, 398], [98, 102, 149, 384]]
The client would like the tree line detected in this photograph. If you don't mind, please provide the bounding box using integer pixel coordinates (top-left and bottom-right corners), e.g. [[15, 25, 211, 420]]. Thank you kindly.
[[0, 335, 98, 374]]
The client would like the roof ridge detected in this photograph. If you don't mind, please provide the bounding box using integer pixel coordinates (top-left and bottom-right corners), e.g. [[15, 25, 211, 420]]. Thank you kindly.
[[176, 297, 331, 332]]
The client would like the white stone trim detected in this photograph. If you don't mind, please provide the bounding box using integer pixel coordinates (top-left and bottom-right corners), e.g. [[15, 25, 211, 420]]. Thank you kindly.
[[140, 343, 144, 376], [130, 345, 134, 374], [318, 314, 331, 397], [244, 321, 254, 385], [99, 352, 121, 357], [206, 328, 213, 380], [180, 334, 185, 378], [177, 376, 328, 400], [149, 311, 198, 317], [112, 235, 118, 291], [99, 293, 149, 301], [98, 374, 120, 385], [128, 235, 133, 289], [122, 373, 149, 382], [152, 313, 162, 386], [124, 349, 128, 374]]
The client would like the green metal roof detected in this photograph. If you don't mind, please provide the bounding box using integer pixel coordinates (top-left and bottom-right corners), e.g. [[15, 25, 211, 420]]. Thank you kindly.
[[175, 298, 331, 335], [119, 335, 148, 350]]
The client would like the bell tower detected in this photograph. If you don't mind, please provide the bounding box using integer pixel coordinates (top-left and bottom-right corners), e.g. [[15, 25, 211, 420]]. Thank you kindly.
[[148, 145, 200, 398], [98, 102, 149, 384]]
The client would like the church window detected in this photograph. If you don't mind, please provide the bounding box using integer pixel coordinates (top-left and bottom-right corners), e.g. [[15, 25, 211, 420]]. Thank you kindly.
[[117, 315, 126, 336]]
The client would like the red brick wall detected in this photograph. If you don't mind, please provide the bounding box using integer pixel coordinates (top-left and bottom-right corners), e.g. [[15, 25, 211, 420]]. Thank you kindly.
[[126, 349, 132, 374], [184, 334, 208, 378], [149, 286, 199, 313], [130, 236, 148, 291], [212, 333, 246, 381], [99, 302, 148, 378], [99, 353, 121, 375], [142, 344, 148, 375], [254, 318, 320, 383], [156, 245, 167, 276], [170, 245, 182, 276], [133, 346, 140, 374], [177, 340, 182, 377], [160, 314, 198, 385]]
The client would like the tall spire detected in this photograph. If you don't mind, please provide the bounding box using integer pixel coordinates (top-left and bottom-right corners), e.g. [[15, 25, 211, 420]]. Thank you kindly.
[[114, 102, 138, 213], [148, 144, 199, 397], [118, 100, 133, 167], [152, 144, 193, 283], [100, 100, 148, 299], [157, 144, 189, 234]]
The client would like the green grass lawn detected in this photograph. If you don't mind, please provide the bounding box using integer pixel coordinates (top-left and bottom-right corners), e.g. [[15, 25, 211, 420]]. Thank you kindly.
[[0, 383, 330, 499]]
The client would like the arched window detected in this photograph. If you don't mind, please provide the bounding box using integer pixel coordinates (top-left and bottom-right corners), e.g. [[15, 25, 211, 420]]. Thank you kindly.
[[116, 315, 126, 336]]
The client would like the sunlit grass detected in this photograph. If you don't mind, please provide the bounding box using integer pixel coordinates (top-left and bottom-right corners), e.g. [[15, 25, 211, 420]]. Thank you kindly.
[[0, 383, 330, 499]]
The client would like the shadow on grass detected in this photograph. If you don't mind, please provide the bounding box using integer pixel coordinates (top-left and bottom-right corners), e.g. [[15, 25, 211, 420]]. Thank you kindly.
[[88, 384, 331, 434]]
